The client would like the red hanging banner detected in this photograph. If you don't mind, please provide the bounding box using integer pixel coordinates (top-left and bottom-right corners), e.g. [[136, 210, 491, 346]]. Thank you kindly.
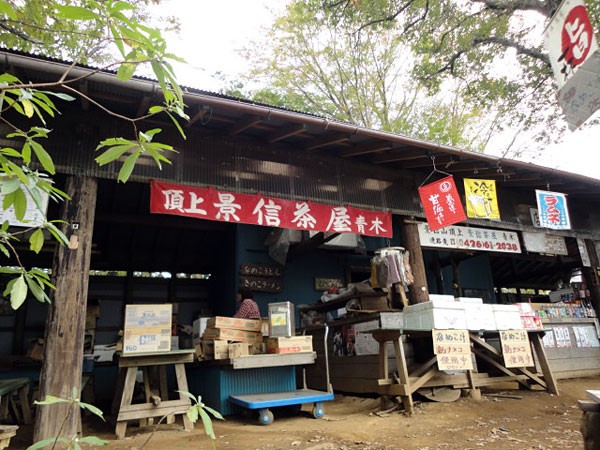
[[418, 176, 466, 231], [150, 180, 393, 238]]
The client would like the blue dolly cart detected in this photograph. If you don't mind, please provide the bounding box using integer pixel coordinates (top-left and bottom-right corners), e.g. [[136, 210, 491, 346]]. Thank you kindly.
[[229, 326, 334, 425]]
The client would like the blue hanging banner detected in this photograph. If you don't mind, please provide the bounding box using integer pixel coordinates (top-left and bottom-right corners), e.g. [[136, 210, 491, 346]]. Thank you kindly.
[[535, 189, 571, 230]]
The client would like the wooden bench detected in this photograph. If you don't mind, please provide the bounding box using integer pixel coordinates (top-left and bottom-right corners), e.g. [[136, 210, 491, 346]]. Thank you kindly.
[[0, 378, 32, 425], [0, 425, 18, 449]]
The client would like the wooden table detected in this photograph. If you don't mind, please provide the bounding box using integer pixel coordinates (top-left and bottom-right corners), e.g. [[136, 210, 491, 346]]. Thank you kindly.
[[0, 378, 31, 425], [112, 350, 195, 439], [369, 329, 559, 414]]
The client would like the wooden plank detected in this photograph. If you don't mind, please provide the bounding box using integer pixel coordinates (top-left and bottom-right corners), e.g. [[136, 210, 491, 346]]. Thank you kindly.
[[408, 367, 438, 394], [117, 400, 191, 421], [174, 363, 193, 431], [529, 332, 559, 395], [115, 367, 137, 439], [119, 352, 194, 367], [472, 348, 532, 390], [232, 352, 316, 369]]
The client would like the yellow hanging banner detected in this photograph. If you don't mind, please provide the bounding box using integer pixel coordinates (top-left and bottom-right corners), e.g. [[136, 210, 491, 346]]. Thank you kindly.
[[463, 178, 500, 220]]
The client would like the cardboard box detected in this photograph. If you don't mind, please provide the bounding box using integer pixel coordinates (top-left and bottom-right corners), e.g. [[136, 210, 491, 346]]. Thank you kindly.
[[360, 295, 390, 311], [455, 297, 483, 304], [403, 300, 467, 330], [228, 342, 250, 358], [429, 294, 456, 302], [266, 336, 313, 354], [123, 304, 172, 354], [207, 316, 262, 332], [199, 339, 229, 360], [203, 327, 264, 343]]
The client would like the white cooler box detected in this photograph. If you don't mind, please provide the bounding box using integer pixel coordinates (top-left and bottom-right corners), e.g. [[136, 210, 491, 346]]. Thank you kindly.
[[463, 303, 496, 331], [493, 304, 522, 330], [403, 300, 467, 330]]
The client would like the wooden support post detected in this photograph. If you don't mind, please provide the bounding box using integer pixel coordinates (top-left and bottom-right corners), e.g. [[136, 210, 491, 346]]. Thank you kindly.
[[401, 219, 429, 304], [33, 176, 98, 442]]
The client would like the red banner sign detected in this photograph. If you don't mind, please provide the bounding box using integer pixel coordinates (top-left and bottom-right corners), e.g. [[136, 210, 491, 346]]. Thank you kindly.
[[418, 176, 466, 231], [150, 181, 393, 238]]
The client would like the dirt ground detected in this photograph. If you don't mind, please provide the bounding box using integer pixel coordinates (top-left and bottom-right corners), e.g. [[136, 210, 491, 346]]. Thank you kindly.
[[7, 375, 599, 450]]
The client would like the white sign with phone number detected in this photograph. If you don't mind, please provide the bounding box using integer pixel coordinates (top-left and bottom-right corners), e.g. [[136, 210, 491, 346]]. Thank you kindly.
[[418, 223, 521, 254]]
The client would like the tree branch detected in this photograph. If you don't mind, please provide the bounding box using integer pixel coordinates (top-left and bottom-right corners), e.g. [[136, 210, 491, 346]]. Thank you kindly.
[[473, 36, 551, 66], [471, 0, 552, 17]]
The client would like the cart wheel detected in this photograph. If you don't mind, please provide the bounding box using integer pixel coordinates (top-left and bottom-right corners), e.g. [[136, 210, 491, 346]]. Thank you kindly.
[[312, 403, 325, 419], [258, 409, 274, 425]]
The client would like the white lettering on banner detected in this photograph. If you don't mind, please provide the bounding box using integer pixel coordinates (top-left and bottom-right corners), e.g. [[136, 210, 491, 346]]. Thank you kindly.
[[445, 193, 457, 214], [428, 193, 445, 225], [253, 198, 282, 226], [162, 189, 186, 212], [355, 215, 367, 234], [327, 207, 351, 233], [214, 192, 241, 222], [417, 223, 521, 254], [369, 217, 387, 235], [185, 192, 207, 215], [292, 202, 316, 229]]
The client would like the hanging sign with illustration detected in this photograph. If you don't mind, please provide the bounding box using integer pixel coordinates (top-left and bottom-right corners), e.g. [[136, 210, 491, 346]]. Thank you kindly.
[[150, 180, 393, 238], [418, 175, 466, 231], [535, 189, 571, 230], [463, 178, 500, 220]]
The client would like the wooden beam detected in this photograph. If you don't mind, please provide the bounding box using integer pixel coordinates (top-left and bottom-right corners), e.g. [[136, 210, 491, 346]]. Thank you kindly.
[[338, 141, 393, 157], [187, 105, 212, 127], [268, 124, 306, 143], [229, 115, 261, 135], [399, 155, 454, 169], [305, 133, 349, 151], [34, 176, 98, 442], [372, 149, 430, 164]]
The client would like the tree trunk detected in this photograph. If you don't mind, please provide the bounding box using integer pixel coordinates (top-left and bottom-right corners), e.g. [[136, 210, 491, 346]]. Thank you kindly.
[[33, 176, 98, 442], [401, 219, 429, 304]]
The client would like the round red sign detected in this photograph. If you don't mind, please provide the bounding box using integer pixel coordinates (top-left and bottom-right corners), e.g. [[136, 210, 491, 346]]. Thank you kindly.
[[561, 5, 594, 67]]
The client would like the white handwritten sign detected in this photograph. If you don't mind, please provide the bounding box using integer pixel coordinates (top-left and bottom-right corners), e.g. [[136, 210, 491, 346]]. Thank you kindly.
[[418, 223, 521, 254], [499, 329, 534, 368], [432, 329, 473, 371]]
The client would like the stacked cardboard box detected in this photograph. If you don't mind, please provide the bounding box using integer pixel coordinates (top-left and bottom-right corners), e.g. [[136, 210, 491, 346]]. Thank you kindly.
[[123, 304, 173, 355], [265, 335, 313, 354], [197, 316, 263, 360]]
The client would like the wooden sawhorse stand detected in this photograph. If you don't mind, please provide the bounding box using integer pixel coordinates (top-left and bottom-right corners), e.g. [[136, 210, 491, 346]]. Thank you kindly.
[[112, 350, 195, 439], [370, 329, 559, 415], [0, 378, 32, 425]]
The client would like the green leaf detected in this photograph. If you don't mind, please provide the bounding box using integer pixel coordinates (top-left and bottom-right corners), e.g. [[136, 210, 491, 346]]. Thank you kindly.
[[0, 0, 17, 20], [30, 141, 55, 174], [26, 437, 63, 450], [0, 267, 21, 275], [10, 275, 27, 310], [166, 112, 187, 140], [3, 278, 16, 298], [80, 401, 105, 421], [198, 407, 216, 440], [117, 150, 139, 183], [0, 243, 9, 258], [29, 229, 45, 253], [176, 390, 197, 402], [42, 91, 75, 102], [95, 144, 135, 166], [148, 106, 164, 114], [45, 222, 69, 246], [1, 177, 22, 195], [96, 137, 132, 149], [34, 395, 70, 405], [203, 405, 224, 420], [25, 274, 48, 303], [117, 62, 137, 81], [12, 187, 27, 221], [186, 405, 199, 424], [22, 142, 31, 165], [78, 436, 108, 446], [55, 5, 99, 20], [21, 99, 34, 118]]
